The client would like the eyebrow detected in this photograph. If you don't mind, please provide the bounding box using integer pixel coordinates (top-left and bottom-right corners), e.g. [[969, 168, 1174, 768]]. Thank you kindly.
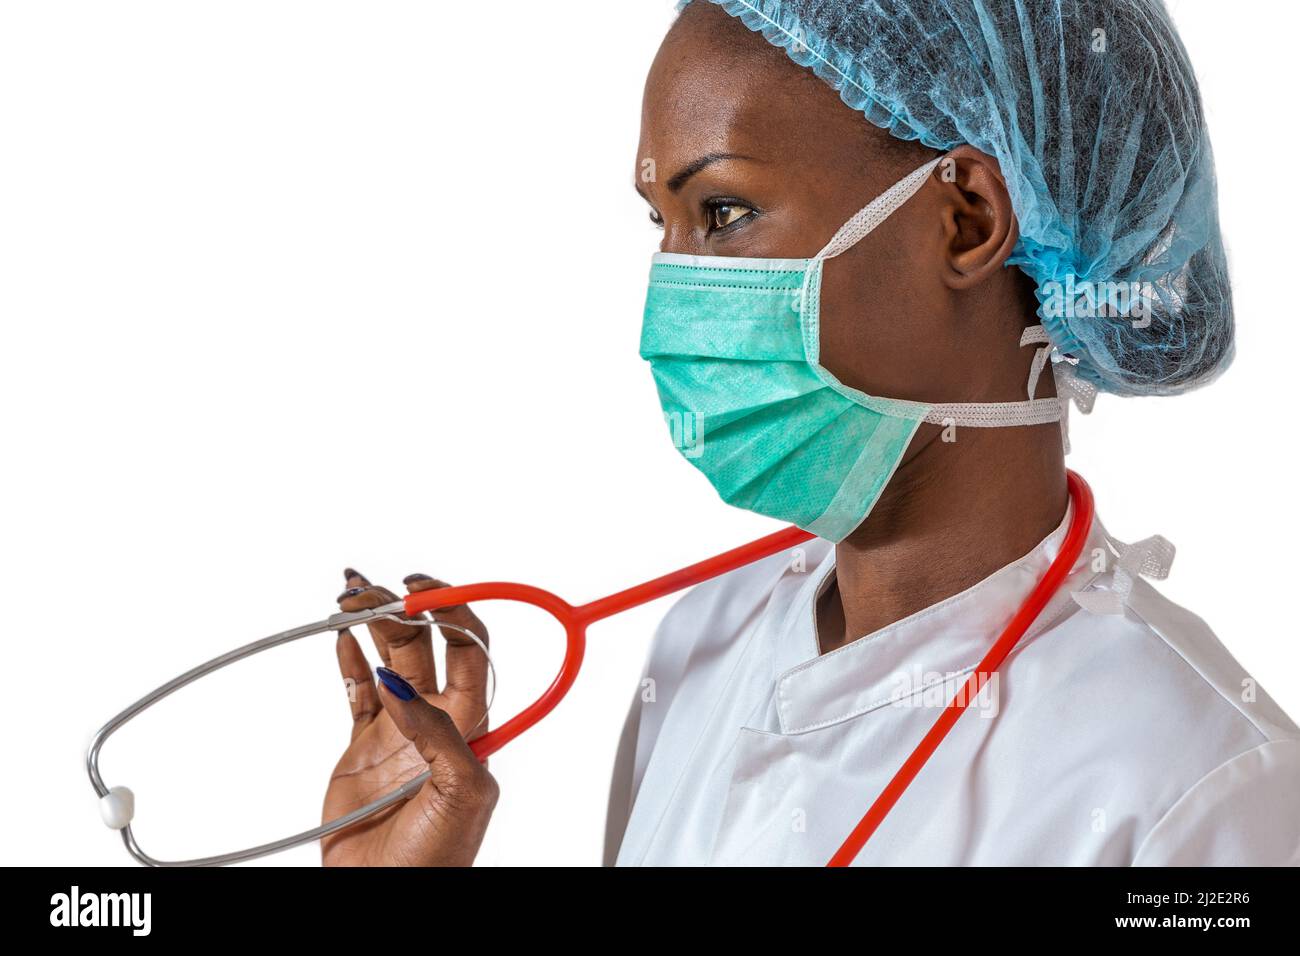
[[664, 152, 757, 192]]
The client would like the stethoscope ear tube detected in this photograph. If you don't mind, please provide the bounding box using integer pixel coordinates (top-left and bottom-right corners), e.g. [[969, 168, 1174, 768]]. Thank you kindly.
[[85, 600, 479, 867]]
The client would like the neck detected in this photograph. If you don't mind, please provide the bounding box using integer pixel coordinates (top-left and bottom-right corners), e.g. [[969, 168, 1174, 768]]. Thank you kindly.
[[819, 422, 1068, 653]]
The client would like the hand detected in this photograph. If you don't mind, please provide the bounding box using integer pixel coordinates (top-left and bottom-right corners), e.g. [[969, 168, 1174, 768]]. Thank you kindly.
[[321, 568, 496, 866]]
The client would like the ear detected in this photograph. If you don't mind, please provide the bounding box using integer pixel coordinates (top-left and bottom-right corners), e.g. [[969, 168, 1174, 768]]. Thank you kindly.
[[935, 146, 1019, 291]]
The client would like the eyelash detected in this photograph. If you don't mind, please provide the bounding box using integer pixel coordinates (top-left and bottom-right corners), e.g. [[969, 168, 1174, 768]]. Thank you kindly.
[[647, 199, 759, 234]]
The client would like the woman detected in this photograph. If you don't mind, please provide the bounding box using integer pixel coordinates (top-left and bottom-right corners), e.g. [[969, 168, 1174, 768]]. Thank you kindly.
[[319, 0, 1300, 865]]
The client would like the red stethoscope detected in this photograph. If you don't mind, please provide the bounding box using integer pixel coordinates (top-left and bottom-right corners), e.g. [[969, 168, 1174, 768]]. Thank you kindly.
[[423, 468, 1095, 866], [89, 470, 1092, 866]]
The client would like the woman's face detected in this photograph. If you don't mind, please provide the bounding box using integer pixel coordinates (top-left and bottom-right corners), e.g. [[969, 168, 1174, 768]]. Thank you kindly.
[[635, 2, 1037, 410]]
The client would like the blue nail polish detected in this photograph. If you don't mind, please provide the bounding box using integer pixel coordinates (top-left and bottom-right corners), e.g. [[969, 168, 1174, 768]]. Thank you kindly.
[[376, 666, 417, 701]]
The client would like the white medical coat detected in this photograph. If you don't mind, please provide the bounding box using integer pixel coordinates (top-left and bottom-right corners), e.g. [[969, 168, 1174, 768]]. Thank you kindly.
[[604, 505, 1300, 865]]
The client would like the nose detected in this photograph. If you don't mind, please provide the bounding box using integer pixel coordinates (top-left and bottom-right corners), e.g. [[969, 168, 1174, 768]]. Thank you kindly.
[[660, 219, 704, 256]]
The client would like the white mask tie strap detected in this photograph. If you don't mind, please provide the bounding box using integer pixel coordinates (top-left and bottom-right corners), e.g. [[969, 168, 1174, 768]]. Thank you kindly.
[[1051, 357, 1098, 454], [906, 323, 1061, 427], [1021, 324, 1052, 401], [1072, 532, 1176, 616], [816, 157, 945, 261], [799, 156, 1071, 432]]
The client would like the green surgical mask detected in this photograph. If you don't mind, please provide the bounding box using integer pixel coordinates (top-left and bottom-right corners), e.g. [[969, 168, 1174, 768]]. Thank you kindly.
[[639, 157, 1063, 542]]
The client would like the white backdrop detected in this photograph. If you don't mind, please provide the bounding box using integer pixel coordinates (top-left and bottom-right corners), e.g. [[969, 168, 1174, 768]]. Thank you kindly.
[[1, 0, 1294, 867]]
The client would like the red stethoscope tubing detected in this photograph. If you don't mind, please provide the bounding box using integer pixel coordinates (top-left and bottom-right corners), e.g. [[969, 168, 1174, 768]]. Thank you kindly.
[[403, 523, 814, 758], [403, 470, 1094, 867]]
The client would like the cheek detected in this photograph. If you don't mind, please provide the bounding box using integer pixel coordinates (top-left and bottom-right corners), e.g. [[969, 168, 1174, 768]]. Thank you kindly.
[[815, 241, 953, 402]]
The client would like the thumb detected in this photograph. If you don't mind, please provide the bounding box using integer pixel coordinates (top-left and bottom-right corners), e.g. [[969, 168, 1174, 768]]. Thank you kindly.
[[374, 667, 498, 865], [375, 667, 494, 805]]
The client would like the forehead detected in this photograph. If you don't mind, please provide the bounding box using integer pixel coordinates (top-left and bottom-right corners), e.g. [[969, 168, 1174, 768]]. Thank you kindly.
[[638, 5, 870, 170]]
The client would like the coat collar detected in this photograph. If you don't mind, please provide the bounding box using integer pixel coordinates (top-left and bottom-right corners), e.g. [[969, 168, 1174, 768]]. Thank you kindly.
[[771, 499, 1109, 735]]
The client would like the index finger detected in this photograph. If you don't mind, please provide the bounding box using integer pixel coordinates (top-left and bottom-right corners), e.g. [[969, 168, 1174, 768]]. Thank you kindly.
[[339, 568, 439, 694]]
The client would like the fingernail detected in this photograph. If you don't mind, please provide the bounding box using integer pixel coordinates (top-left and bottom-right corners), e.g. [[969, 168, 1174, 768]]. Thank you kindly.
[[376, 666, 417, 701], [336, 586, 365, 602], [343, 567, 370, 584], [403, 573, 433, 585]]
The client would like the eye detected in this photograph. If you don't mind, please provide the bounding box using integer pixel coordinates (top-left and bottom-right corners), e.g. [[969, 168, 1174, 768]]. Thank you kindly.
[[707, 200, 756, 233], [648, 208, 664, 229]]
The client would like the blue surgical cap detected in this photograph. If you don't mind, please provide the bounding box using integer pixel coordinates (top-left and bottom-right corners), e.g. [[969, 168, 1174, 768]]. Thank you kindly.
[[680, 0, 1234, 398]]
